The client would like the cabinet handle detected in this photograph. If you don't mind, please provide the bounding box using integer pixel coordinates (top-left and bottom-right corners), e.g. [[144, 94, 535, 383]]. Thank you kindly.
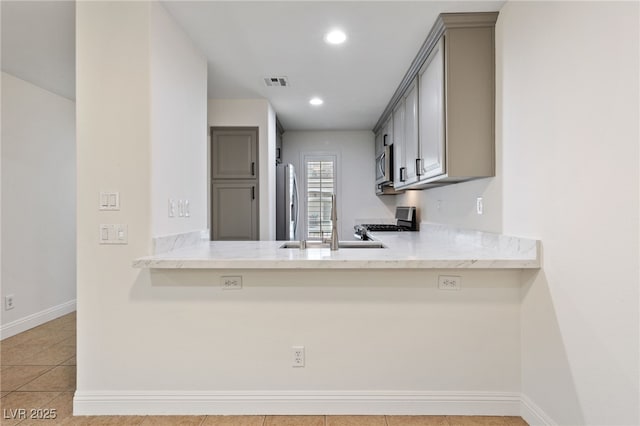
[[251, 186, 255, 200], [383, 134, 388, 146], [400, 167, 406, 182], [416, 158, 423, 176], [251, 162, 255, 176]]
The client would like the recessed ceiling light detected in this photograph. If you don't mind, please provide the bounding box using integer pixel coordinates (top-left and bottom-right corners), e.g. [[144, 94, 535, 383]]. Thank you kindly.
[[324, 30, 347, 45], [309, 97, 324, 106]]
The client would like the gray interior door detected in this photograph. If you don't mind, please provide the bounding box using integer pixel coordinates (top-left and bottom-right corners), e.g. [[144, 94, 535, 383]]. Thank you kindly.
[[210, 127, 259, 240]]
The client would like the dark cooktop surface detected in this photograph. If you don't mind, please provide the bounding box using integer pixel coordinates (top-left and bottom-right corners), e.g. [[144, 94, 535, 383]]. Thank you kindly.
[[361, 224, 412, 232]]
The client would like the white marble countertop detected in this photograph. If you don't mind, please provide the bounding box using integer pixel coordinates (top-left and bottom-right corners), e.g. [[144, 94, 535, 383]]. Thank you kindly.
[[132, 224, 541, 270]]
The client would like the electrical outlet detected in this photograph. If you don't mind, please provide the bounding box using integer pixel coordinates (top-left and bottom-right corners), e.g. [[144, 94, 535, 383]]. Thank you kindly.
[[292, 346, 305, 367], [221, 276, 242, 290], [438, 275, 461, 291], [476, 197, 484, 215], [5, 295, 15, 310]]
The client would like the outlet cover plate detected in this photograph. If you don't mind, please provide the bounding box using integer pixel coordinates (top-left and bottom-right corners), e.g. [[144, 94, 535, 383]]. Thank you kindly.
[[438, 275, 461, 291], [221, 276, 242, 290], [4, 295, 15, 310], [292, 346, 305, 367]]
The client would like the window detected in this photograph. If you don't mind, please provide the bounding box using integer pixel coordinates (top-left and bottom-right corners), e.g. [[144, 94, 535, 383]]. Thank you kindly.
[[304, 155, 336, 241]]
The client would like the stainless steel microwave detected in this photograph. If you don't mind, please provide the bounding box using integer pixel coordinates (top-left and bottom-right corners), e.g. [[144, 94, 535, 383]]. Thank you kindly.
[[375, 145, 393, 185]]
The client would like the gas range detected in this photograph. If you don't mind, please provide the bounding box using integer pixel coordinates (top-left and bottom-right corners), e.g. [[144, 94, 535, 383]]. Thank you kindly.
[[354, 207, 417, 240], [359, 223, 411, 232]]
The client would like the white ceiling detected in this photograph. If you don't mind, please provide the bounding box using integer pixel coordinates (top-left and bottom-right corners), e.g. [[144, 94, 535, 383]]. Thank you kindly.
[[1, 1, 505, 130], [163, 1, 504, 130], [1, 1, 75, 100]]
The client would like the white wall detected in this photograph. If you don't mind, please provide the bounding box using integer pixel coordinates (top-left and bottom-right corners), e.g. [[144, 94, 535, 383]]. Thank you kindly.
[[391, 3, 639, 424], [76, 268, 523, 415], [282, 131, 395, 239], [150, 2, 207, 237], [394, 178, 501, 233], [76, 0, 207, 394], [1, 72, 76, 337], [76, 0, 153, 392], [498, 2, 639, 424], [208, 98, 276, 240]]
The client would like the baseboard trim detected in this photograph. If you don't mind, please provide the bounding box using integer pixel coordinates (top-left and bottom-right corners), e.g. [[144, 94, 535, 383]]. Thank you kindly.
[[0, 299, 76, 340], [520, 393, 556, 426], [73, 390, 521, 416]]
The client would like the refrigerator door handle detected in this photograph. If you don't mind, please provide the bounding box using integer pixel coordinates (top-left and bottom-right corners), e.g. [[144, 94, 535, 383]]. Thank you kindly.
[[292, 173, 299, 238]]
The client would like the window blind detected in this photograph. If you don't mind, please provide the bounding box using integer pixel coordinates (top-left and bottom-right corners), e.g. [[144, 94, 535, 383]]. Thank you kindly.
[[305, 158, 335, 240]]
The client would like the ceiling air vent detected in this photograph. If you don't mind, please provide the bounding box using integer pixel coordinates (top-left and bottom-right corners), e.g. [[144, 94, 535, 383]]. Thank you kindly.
[[264, 76, 289, 87]]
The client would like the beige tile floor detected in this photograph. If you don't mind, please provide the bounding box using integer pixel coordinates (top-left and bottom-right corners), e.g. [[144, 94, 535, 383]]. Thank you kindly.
[[1, 313, 528, 426]]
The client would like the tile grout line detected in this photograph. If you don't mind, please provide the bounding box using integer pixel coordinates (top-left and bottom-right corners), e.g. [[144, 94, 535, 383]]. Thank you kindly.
[[1, 364, 56, 393], [16, 365, 73, 393]]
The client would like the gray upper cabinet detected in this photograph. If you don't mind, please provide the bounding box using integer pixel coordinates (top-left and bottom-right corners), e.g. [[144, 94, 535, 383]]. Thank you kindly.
[[276, 117, 284, 164], [211, 127, 257, 179], [393, 78, 420, 189], [374, 130, 384, 156], [392, 98, 405, 188], [417, 39, 445, 181], [373, 12, 497, 191], [276, 132, 283, 164], [375, 117, 393, 157], [382, 117, 393, 153]]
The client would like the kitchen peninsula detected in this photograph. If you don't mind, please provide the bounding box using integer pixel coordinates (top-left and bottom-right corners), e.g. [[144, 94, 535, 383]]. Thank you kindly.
[[111, 223, 540, 416]]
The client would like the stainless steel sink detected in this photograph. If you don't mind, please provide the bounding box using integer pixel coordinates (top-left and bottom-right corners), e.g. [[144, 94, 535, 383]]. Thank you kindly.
[[280, 241, 386, 249]]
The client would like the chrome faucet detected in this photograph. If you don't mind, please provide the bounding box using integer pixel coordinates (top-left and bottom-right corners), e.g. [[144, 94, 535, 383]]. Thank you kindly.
[[330, 193, 339, 251]]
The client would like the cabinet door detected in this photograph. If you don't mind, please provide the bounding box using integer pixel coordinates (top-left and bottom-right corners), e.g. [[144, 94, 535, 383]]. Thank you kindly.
[[211, 181, 258, 240], [392, 100, 405, 188], [383, 117, 393, 151], [211, 128, 258, 179], [403, 79, 420, 185], [418, 38, 445, 179], [374, 131, 383, 156], [276, 130, 283, 164]]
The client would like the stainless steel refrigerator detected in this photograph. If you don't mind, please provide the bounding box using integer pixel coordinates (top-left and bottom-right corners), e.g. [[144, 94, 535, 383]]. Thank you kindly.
[[276, 163, 299, 240]]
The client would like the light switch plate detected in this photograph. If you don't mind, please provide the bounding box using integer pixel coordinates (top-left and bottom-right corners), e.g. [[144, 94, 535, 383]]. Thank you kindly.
[[99, 192, 120, 210], [99, 224, 128, 244]]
